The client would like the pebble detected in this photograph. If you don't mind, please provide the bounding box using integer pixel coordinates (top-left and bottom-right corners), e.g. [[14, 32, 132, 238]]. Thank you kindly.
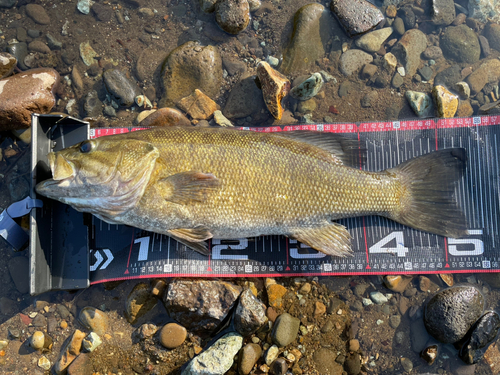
[[271, 358, 288, 375], [79, 307, 108, 336], [257, 61, 290, 120], [406, 91, 434, 118], [369, 291, 388, 304], [7, 42, 28, 71], [138, 107, 191, 127], [290, 73, 323, 101], [349, 339, 360, 352], [159, 323, 187, 349], [331, 0, 384, 37], [392, 17, 405, 36], [57, 304, 70, 319], [30, 331, 45, 350], [478, 35, 491, 57], [383, 275, 413, 293], [265, 345, 279, 365], [392, 29, 427, 77], [314, 301, 326, 316], [53, 329, 86, 375], [214, 110, 234, 127], [340, 49, 373, 76], [355, 27, 393, 53], [0, 52, 17, 79], [79, 41, 98, 66], [25, 4, 51, 25], [424, 284, 484, 343], [313, 348, 344, 374], [238, 343, 262, 375], [423, 46, 443, 60], [0, 68, 59, 130], [452, 12, 467, 26], [163, 279, 241, 335], [82, 332, 102, 352], [466, 58, 500, 95], [77, 0, 91, 14], [441, 25, 480, 64], [177, 89, 217, 120], [215, 0, 250, 34], [419, 66, 433, 81], [386, 5, 397, 18], [181, 332, 243, 375], [38, 356, 51, 370], [362, 298, 373, 306], [67, 352, 92, 375], [234, 289, 268, 337], [135, 323, 159, 340], [103, 69, 141, 107], [125, 282, 158, 324], [299, 282, 311, 294], [431, 0, 456, 25], [485, 23, 500, 52], [83, 90, 102, 117], [361, 91, 378, 108], [271, 313, 300, 347], [46, 33, 62, 50], [399, 6, 416, 29], [224, 74, 266, 119], [390, 315, 401, 329], [432, 85, 459, 118], [400, 357, 413, 372], [93, 3, 113, 22]]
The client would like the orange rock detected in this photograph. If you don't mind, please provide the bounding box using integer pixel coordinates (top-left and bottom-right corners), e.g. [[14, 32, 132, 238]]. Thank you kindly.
[[266, 284, 287, 309], [177, 89, 218, 120], [257, 61, 290, 120], [432, 85, 458, 118], [53, 329, 86, 374], [139, 107, 191, 127], [314, 301, 326, 316]]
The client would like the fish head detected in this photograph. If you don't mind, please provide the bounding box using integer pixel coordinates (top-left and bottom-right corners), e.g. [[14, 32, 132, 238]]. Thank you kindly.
[[36, 137, 160, 216]]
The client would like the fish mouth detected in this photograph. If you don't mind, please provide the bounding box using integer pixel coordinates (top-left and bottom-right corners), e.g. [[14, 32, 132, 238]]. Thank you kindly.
[[35, 153, 76, 198]]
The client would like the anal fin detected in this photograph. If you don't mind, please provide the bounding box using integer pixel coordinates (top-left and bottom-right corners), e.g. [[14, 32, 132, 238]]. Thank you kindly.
[[168, 226, 213, 256], [158, 171, 220, 205], [289, 221, 353, 257]]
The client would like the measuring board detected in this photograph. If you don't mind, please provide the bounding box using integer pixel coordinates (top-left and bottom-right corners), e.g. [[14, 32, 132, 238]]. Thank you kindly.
[[85, 115, 500, 284]]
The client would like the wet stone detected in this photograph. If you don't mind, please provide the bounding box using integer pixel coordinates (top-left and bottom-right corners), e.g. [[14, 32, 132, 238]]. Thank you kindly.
[[8, 256, 29, 294], [159, 323, 187, 349], [214, 110, 233, 126], [340, 49, 373, 76], [330, 0, 384, 37], [422, 46, 443, 60], [126, 282, 158, 324], [25, 4, 51, 25], [16, 28, 27, 43], [440, 25, 480, 64], [265, 345, 279, 365], [290, 73, 323, 101], [485, 23, 500, 52], [452, 12, 467, 25], [257, 61, 290, 120], [431, 0, 456, 25], [432, 85, 459, 118], [7, 43, 28, 70], [459, 311, 500, 364], [215, 0, 250, 34], [67, 352, 92, 375], [355, 27, 393, 53], [401, 357, 413, 372], [466, 59, 500, 95], [392, 17, 405, 36], [134, 323, 158, 340], [234, 289, 268, 337], [383, 275, 412, 293], [398, 7, 416, 29], [360, 91, 378, 108], [29, 41, 51, 54], [53, 329, 86, 375], [79, 307, 108, 336], [406, 91, 434, 118], [46, 34, 62, 50], [222, 56, 246, 76], [271, 358, 288, 375], [479, 35, 491, 57], [83, 90, 102, 117], [392, 29, 427, 77], [79, 42, 98, 66], [82, 332, 102, 352], [92, 3, 113, 22], [223, 75, 266, 119], [57, 304, 70, 319], [32, 314, 47, 328], [271, 313, 300, 347], [419, 66, 433, 81], [434, 64, 462, 88], [424, 285, 484, 343], [390, 315, 401, 329], [103, 69, 141, 107], [238, 343, 262, 375]]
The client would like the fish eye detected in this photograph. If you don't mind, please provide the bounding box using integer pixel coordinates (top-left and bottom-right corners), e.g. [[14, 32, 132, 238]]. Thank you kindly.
[[79, 140, 93, 153]]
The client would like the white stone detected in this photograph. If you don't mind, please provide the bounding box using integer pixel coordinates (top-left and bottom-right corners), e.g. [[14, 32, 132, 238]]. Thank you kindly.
[[397, 66, 405, 77]]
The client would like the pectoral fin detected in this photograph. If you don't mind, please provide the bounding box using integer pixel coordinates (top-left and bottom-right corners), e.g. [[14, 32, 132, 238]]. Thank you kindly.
[[289, 222, 353, 257], [158, 171, 220, 204], [168, 226, 213, 256]]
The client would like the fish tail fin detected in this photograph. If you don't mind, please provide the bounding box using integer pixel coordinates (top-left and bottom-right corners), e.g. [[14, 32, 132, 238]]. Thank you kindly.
[[386, 148, 468, 238]]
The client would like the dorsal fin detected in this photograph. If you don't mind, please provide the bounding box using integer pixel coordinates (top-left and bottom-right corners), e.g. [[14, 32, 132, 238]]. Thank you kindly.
[[276, 131, 366, 168]]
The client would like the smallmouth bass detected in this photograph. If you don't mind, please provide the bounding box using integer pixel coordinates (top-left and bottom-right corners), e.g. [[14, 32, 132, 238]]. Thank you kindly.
[[36, 127, 468, 256]]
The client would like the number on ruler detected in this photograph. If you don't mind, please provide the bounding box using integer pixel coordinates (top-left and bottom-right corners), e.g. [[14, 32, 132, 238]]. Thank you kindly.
[[289, 239, 327, 259], [134, 236, 150, 261], [448, 230, 484, 256], [212, 239, 249, 260], [369, 231, 408, 257]]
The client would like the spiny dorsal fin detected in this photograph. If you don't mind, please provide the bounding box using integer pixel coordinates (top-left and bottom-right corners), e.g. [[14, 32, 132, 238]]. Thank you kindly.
[[276, 131, 366, 167], [157, 171, 220, 205]]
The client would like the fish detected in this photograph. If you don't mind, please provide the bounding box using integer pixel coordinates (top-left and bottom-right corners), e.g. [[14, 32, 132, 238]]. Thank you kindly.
[[35, 126, 468, 256]]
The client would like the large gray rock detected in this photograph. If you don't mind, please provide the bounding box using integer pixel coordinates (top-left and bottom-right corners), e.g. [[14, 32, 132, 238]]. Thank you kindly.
[[271, 313, 300, 347], [440, 25, 480, 64], [234, 289, 268, 337], [431, 0, 456, 25], [424, 285, 485, 344], [330, 0, 384, 37], [103, 69, 141, 107], [340, 49, 373, 76], [391, 29, 426, 77]]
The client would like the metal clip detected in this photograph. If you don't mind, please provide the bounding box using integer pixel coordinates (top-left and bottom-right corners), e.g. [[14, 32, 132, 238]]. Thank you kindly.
[[0, 197, 43, 251]]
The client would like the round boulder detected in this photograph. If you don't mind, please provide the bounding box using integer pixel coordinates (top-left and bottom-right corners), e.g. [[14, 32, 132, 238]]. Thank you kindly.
[[440, 25, 480, 64], [215, 0, 250, 34]]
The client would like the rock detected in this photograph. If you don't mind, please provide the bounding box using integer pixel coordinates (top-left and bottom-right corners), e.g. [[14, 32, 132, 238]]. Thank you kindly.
[[223, 75, 266, 119], [265, 345, 279, 365], [30, 331, 46, 350], [0, 68, 59, 130], [271, 313, 300, 347], [161, 41, 222, 106], [32, 314, 47, 327], [401, 357, 413, 372], [466, 59, 500, 95], [459, 311, 500, 364], [83, 90, 102, 117], [406, 91, 434, 117], [67, 353, 92, 375], [159, 323, 187, 349], [0, 53, 16, 79], [222, 56, 246, 76], [290, 73, 323, 101], [103, 69, 140, 107], [77, 0, 91, 14], [53, 329, 86, 374], [125, 282, 158, 324], [355, 28, 393, 53], [431, 0, 456, 25], [383, 275, 413, 293], [399, 6, 416, 29], [138, 7, 155, 17], [432, 85, 459, 118], [136, 110, 159, 124], [457, 100, 474, 117], [370, 291, 388, 304], [468, 0, 499, 23], [479, 35, 491, 57], [411, 318, 430, 352], [390, 315, 401, 329], [134, 323, 159, 340], [423, 46, 443, 60], [46, 33, 62, 51], [163, 279, 241, 335], [7, 43, 28, 71], [271, 358, 288, 375], [313, 348, 344, 375], [386, 5, 397, 18], [177, 89, 218, 120], [340, 49, 373, 76], [200, 0, 217, 13], [57, 304, 71, 319], [82, 332, 102, 352], [393, 17, 405, 35], [281, 3, 339, 75], [257, 61, 290, 120], [92, 3, 113, 22], [391, 29, 427, 77], [441, 25, 480, 64], [383, 53, 397, 71], [38, 356, 51, 370], [453, 12, 467, 26], [330, 0, 384, 37], [79, 42, 98, 66], [234, 289, 267, 337], [424, 285, 485, 343], [8, 256, 29, 294], [435, 64, 462, 88], [361, 91, 378, 108], [138, 107, 191, 127], [214, 110, 234, 126], [215, 0, 250, 34], [0, 0, 16, 7], [266, 283, 287, 309], [484, 23, 500, 52], [181, 332, 243, 375], [238, 343, 262, 375], [79, 307, 108, 336], [25, 4, 50, 25], [419, 66, 433, 81], [297, 98, 317, 113], [135, 48, 168, 83]]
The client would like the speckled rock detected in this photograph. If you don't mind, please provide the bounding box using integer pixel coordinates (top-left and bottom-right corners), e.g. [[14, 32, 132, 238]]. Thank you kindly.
[[355, 27, 393, 53], [0, 52, 17, 79], [79, 307, 108, 336], [340, 49, 373, 76], [103, 69, 141, 107], [160, 41, 223, 106], [257, 61, 290, 120], [238, 343, 262, 375], [223, 74, 266, 119], [290, 73, 323, 101], [391, 29, 427, 77], [281, 3, 340, 75], [406, 91, 434, 118], [138, 107, 191, 127], [53, 330, 86, 375], [484, 23, 500, 52], [432, 85, 458, 118], [234, 289, 268, 337], [177, 89, 218, 120], [0, 68, 59, 130], [215, 0, 250, 34], [431, 0, 456, 25], [424, 285, 485, 343], [159, 323, 187, 349], [25, 4, 50, 25], [83, 90, 102, 117], [423, 46, 443, 60], [163, 279, 241, 335], [330, 0, 384, 37], [125, 282, 158, 324], [466, 59, 500, 95], [271, 313, 300, 347], [181, 332, 243, 375], [440, 25, 480, 64]]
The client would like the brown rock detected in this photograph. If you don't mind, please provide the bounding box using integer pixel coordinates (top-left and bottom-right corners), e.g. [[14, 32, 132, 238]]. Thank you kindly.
[[432, 85, 458, 118], [266, 283, 287, 309], [25, 4, 51, 25], [0, 53, 17, 79], [79, 307, 108, 336], [466, 59, 500, 95], [457, 100, 473, 117], [0, 68, 59, 130], [330, 0, 384, 37], [139, 107, 191, 127], [484, 342, 500, 374], [53, 330, 86, 375], [215, 0, 250, 34], [257, 61, 290, 120], [383, 275, 413, 293], [67, 353, 92, 375], [392, 29, 427, 77], [485, 23, 500, 52], [159, 323, 187, 349], [28, 41, 51, 54], [386, 5, 397, 18], [125, 282, 158, 324], [314, 301, 326, 316], [177, 89, 218, 119]]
